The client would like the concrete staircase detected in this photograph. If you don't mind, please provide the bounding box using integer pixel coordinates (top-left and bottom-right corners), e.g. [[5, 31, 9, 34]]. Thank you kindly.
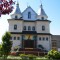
[[17, 48, 48, 56]]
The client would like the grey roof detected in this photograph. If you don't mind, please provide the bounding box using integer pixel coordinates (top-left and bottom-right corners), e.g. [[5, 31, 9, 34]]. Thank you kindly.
[[15, 3, 21, 14], [22, 6, 37, 15], [38, 4, 48, 17]]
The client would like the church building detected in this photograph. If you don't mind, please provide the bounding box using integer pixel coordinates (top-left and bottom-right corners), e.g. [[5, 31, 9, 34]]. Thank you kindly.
[[8, 2, 60, 55]]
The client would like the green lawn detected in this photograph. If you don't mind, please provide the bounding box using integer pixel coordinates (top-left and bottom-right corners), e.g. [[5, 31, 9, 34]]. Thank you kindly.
[[7, 56, 49, 60], [0, 56, 51, 60]]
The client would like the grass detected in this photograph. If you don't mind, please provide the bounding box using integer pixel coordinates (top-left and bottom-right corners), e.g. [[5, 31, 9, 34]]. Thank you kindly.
[[0, 56, 51, 60], [7, 56, 49, 60]]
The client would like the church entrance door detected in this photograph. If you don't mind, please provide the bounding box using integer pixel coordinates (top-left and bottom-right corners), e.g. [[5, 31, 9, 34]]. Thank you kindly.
[[24, 40, 34, 48]]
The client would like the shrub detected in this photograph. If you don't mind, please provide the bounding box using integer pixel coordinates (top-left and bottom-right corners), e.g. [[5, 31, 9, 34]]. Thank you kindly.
[[47, 49, 60, 59], [28, 54, 36, 60], [19, 54, 36, 60], [19, 54, 28, 60]]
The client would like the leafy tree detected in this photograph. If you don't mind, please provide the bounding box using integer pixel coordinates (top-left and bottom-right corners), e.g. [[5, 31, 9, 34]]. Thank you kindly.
[[2, 32, 12, 59], [47, 49, 60, 59], [0, 0, 14, 17]]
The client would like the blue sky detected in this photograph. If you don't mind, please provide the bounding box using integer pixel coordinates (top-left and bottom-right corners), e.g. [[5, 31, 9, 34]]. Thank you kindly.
[[0, 0, 60, 43]]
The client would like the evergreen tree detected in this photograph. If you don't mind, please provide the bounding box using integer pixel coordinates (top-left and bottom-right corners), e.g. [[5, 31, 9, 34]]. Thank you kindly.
[[2, 32, 12, 59]]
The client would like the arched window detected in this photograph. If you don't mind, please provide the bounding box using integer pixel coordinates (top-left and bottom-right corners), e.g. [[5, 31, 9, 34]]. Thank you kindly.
[[28, 12, 31, 19], [46, 37, 48, 41], [23, 26, 26, 30], [41, 17, 44, 20], [39, 37, 41, 40], [10, 37, 12, 40], [42, 26, 45, 31], [28, 26, 31, 31], [17, 37, 20, 40], [14, 24, 17, 30], [43, 37, 45, 41], [15, 15, 18, 19], [14, 37, 16, 40], [32, 26, 35, 31]]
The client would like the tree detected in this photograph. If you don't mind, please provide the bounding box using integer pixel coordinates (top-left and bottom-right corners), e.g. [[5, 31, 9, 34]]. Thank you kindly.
[[47, 49, 60, 60], [2, 32, 12, 59], [0, 44, 2, 56], [0, 0, 14, 17]]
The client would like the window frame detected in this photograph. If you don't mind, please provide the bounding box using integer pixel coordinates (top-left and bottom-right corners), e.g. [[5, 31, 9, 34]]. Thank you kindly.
[[28, 12, 31, 19], [28, 26, 31, 31], [14, 24, 17, 30], [17, 37, 20, 40], [39, 37, 41, 40], [15, 15, 18, 19], [46, 37, 48, 41], [41, 17, 44, 20], [42, 37, 45, 41], [10, 37, 12, 40], [42, 25, 45, 31], [32, 26, 35, 31], [14, 37, 16, 40], [23, 26, 26, 31]]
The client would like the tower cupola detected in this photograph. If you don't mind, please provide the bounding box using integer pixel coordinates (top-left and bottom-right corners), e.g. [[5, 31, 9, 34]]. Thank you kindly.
[[11, 2, 22, 19], [37, 4, 48, 20]]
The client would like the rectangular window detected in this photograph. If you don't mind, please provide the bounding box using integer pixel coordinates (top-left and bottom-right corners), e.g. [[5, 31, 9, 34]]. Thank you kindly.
[[28, 12, 31, 19]]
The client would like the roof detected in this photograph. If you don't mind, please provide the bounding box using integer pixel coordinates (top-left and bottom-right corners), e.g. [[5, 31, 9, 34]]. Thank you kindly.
[[38, 4, 48, 17], [52, 35, 60, 40], [14, 3, 21, 14], [22, 6, 37, 15]]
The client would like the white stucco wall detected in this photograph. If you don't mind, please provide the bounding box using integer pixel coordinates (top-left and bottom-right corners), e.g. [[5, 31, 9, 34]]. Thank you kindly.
[[11, 34, 22, 50], [37, 35, 51, 51], [36, 21, 50, 33], [8, 19, 50, 33], [11, 14, 22, 19], [37, 15, 48, 20], [23, 22, 36, 31], [8, 20, 23, 32]]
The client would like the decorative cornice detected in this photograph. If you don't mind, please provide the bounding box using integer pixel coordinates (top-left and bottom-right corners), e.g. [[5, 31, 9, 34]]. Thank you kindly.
[[8, 19, 51, 22], [10, 32, 52, 35], [36, 20, 51, 22]]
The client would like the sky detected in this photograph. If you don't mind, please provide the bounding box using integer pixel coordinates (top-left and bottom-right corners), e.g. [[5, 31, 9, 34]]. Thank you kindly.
[[0, 0, 60, 43]]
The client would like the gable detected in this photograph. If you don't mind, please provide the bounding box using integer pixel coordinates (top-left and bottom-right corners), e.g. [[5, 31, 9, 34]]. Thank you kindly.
[[22, 6, 37, 20]]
